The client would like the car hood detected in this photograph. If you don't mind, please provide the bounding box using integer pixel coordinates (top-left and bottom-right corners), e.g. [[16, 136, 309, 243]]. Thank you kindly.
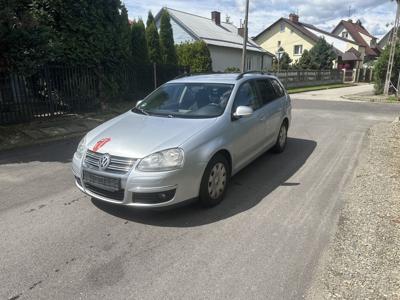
[[85, 111, 217, 158]]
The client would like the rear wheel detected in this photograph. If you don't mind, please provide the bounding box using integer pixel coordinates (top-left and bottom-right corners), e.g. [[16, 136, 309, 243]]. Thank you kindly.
[[199, 154, 230, 208], [272, 121, 288, 153]]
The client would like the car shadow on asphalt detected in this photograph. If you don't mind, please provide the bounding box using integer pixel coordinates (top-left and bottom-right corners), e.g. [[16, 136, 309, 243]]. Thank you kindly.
[[92, 137, 317, 227]]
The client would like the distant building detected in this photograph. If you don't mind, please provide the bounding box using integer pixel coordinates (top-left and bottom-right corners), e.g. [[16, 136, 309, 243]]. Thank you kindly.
[[253, 14, 367, 70], [379, 27, 396, 49], [154, 8, 274, 72], [332, 19, 380, 61]]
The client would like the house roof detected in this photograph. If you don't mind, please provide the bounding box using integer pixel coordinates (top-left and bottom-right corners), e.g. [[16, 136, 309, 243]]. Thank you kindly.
[[341, 47, 362, 61], [254, 17, 362, 55], [332, 20, 379, 57], [156, 8, 273, 56]]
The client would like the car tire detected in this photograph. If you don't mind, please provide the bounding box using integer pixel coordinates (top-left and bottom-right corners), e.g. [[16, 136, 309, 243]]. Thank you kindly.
[[272, 121, 288, 153], [199, 154, 230, 208]]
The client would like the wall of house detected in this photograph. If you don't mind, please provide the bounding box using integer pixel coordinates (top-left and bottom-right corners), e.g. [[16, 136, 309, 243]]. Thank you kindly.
[[333, 25, 355, 42], [254, 21, 315, 63], [359, 32, 373, 46], [207, 45, 272, 71]]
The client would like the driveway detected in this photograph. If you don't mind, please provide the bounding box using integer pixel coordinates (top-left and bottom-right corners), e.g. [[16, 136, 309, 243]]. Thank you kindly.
[[290, 83, 374, 101], [1, 99, 399, 299]]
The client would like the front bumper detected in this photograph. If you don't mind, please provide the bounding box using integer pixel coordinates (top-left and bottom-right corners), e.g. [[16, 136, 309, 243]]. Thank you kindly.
[[72, 154, 205, 208]]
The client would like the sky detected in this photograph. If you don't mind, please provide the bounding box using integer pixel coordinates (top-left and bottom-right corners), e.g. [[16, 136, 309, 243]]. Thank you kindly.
[[124, 0, 396, 39]]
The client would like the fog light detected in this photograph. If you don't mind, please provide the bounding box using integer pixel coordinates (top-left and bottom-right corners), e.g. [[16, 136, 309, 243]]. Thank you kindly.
[[133, 189, 176, 204]]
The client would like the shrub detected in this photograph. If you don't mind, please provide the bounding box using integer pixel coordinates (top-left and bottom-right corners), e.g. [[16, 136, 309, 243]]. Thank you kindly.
[[373, 42, 400, 94], [176, 41, 212, 72]]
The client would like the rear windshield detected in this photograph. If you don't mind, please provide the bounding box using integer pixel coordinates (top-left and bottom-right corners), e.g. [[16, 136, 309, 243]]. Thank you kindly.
[[132, 83, 234, 118]]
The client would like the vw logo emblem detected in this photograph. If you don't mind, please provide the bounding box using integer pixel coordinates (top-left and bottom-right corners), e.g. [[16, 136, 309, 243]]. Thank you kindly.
[[99, 153, 111, 170]]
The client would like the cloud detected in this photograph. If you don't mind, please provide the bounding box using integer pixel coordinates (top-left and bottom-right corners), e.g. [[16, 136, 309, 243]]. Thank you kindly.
[[124, 0, 396, 38]]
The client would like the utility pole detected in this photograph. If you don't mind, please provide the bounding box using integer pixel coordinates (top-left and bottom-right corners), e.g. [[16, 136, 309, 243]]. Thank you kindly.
[[384, 0, 400, 95], [241, 0, 250, 72]]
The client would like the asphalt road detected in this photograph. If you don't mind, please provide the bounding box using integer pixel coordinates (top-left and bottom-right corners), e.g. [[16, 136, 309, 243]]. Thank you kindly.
[[1, 99, 399, 300]]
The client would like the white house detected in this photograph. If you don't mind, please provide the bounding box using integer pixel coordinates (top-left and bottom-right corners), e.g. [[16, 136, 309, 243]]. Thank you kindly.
[[155, 8, 273, 72]]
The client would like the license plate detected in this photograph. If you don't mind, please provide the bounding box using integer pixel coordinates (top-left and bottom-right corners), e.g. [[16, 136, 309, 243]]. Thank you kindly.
[[83, 171, 120, 191]]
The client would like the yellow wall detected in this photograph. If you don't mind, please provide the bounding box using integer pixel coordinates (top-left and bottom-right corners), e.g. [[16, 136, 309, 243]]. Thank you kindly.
[[255, 21, 315, 63]]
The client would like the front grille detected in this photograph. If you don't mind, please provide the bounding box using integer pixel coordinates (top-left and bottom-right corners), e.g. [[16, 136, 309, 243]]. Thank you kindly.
[[85, 183, 125, 201], [84, 150, 136, 174], [82, 171, 121, 191]]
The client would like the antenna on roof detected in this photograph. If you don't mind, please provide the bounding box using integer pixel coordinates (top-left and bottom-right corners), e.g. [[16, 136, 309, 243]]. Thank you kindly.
[[348, 5, 352, 18]]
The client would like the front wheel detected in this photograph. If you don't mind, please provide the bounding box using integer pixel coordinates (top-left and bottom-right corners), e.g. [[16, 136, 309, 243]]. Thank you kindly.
[[272, 122, 288, 153], [199, 154, 230, 208]]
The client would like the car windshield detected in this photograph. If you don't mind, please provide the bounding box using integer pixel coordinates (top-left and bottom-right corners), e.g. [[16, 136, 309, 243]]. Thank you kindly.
[[132, 83, 234, 118]]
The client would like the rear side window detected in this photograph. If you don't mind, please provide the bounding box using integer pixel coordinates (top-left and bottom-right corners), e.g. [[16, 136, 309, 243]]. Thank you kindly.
[[255, 80, 277, 105], [233, 81, 261, 111], [270, 79, 285, 97]]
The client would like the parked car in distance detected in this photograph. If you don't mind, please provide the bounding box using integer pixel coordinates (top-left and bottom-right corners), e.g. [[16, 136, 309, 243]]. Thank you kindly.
[[72, 72, 292, 208]]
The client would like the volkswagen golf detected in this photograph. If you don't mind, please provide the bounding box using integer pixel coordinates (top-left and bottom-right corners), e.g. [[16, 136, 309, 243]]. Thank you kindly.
[[72, 72, 292, 208]]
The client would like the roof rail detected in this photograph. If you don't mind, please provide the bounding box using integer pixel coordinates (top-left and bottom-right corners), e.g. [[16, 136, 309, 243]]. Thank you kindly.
[[174, 71, 227, 79], [236, 70, 266, 80]]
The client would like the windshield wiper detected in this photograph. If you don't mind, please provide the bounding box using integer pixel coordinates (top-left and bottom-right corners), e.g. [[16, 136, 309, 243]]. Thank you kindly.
[[134, 107, 149, 115]]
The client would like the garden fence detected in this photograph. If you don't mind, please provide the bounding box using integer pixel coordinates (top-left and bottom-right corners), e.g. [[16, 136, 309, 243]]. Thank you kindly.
[[0, 64, 187, 125]]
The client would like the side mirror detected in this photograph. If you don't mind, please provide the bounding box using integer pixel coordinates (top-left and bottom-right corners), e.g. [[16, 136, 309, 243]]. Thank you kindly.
[[233, 106, 253, 119], [136, 99, 144, 107]]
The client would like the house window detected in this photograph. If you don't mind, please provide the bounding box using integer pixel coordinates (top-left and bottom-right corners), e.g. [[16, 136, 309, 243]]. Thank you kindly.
[[280, 23, 285, 32], [294, 45, 303, 55], [342, 31, 348, 38], [277, 41, 281, 47]]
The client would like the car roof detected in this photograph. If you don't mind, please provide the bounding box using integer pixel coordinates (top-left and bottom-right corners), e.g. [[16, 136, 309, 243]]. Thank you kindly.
[[167, 73, 279, 85]]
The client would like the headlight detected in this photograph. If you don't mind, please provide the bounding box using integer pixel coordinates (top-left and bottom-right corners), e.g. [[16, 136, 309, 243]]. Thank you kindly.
[[74, 136, 87, 159], [137, 148, 184, 172]]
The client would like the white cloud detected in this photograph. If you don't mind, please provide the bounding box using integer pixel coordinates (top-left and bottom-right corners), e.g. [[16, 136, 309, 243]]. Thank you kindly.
[[124, 0, 396, 38]]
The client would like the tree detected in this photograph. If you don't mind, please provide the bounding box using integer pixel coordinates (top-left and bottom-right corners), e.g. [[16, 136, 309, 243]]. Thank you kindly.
[[296, 49, 313, 69], [159, 10, 177, 65], [373, 41, 400, 94], [272, 48, 292, 70], [36, 0, 131, 68], [0, 0, 49, 72], [146, 11, 155, 28], [308, 38, 336, 69], [146, 22, 162, 63], [131, 19, 149, 64], [176, 41, 212, 72], [117, 5, 131, 61]]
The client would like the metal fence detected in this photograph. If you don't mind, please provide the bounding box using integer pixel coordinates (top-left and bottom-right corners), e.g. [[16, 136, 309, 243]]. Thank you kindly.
[[0, 64, 187, 124], [270, 69, 343, 88]]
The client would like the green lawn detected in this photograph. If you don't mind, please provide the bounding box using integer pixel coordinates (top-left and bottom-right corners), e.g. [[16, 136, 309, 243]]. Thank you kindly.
[[287, 83, 354, 94]]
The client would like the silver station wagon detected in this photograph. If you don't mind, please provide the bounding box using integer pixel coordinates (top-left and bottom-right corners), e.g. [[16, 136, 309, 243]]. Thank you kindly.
[[72, 72, 292, 208]]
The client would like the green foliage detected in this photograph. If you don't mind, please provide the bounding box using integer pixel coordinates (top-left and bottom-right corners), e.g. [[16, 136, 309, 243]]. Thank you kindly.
[[308, 38, 336, 69], [176, 41, 212, 72], [272, 49, 292, 70], [225, 66, 240, 72], [131, 19, 149, 64], [0, 0, 50, 72], [373, 42, 400, 94], [296, 49, 313, 69], [146, 22, 162, 63], [34, 0, 132, 68], [159, 10, 177, 65], [146, 11, 155, 28]]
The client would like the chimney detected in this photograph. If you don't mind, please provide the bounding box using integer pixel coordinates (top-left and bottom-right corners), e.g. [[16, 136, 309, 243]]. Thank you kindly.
[[211, 11, 221, 26], [238, 27, 244, 37], [289, 13, 299, 23]]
